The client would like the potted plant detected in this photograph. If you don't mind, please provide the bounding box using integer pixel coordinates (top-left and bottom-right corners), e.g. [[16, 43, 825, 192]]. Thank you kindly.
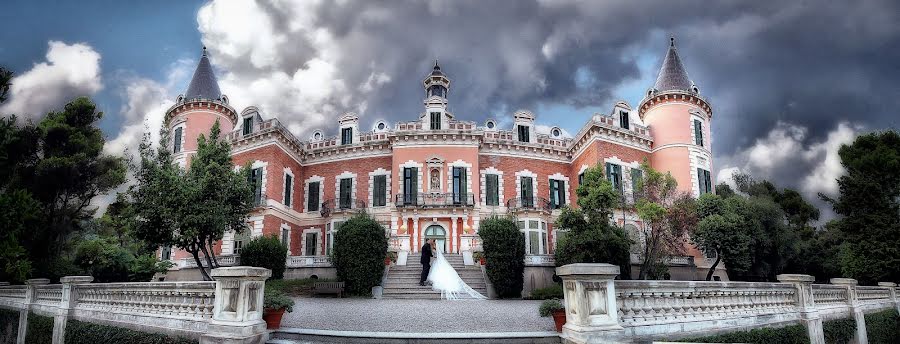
[[539, 299, 566, 332], [263, 288, 295, 329], [385, 251, 398, 266], [472, 251, 485, 265]]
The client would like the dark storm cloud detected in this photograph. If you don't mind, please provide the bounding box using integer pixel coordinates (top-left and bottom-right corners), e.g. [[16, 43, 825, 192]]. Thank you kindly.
[[199, 0, 900, 209]]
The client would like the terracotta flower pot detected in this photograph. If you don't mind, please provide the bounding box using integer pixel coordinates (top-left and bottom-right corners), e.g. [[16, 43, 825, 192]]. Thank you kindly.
[[551, 309, 566, 332], [263, 308, 286, 329], [479, 257, 486, 265], [385, 257, 392, 265]]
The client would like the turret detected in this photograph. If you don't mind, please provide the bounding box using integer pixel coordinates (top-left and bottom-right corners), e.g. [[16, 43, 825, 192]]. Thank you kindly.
[[640, 38, 714, 197], [164, 47, 237, 167], [422, 60, 452, 130]]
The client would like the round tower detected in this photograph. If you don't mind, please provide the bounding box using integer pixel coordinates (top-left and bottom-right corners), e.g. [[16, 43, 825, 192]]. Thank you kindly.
[[640, 38, 714, 197], [164, 47, 237, 167]]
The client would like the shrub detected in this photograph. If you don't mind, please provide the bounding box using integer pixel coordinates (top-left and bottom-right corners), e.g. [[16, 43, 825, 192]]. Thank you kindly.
[[538, 299, 564, 317], [332, 213, 388, 295], [0, 308, 17, 344], [24, 313, 52, 344], [553, 208, 631, 278], [73, 238, 132, 283], [527, 284, 563, 300], [129, 254, 173, 282], [478, 216, 525, 298], [64, 319, 194, 344], [823, 317, 855, 344], [676, 324, 808, 343], [263, 288, 295, 312], [865, 309, 900, 344], [240, 234, 288, 279]]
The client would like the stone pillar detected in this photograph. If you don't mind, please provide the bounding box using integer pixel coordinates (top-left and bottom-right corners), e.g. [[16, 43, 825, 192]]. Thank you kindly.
[[777, 274, 824, 344], [555, 264, 624, 344], [832, 278, 867, 344], [202, 267, 271, 344], [878, 282, 898, 313], [413, 217, 420, 252], [450, 216, 458, 253], [53, 276, 93, 344], [18, 279, 49, 344]]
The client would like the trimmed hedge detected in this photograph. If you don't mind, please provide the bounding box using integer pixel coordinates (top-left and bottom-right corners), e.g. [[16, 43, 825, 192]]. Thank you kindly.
[[240, 234, 288, 279], [332, 213, 388, 295], [478, 216, 525, 298], [0, 308, 17, 344], [865, 309, 900, 344], [677, 323, 809, 344], [526, 284, 563, 300], [64, 319, 194, 344], [24, 313, 52, 344], [823, 317, 855, 344]]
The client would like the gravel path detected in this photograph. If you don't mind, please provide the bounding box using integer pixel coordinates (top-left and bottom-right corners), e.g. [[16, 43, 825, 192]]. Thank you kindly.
[[281, 297, 555, 333]]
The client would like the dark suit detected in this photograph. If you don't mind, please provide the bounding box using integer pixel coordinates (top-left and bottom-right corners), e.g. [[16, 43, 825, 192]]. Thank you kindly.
[[420, 243, 434, 285]]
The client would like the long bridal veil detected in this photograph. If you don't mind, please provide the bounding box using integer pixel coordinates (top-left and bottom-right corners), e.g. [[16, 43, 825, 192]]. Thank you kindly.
[[426, 248, 487, 300]]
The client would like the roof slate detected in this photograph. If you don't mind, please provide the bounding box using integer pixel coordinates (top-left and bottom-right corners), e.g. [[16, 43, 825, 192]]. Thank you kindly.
[[184, 47, 223, 101]]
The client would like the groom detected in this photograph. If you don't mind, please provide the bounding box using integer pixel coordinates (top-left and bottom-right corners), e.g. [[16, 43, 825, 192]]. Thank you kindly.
[[419, 239, 435, 286]]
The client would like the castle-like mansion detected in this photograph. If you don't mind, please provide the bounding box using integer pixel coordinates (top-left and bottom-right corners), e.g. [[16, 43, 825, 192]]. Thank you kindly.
[[162, 38, 721, 282]]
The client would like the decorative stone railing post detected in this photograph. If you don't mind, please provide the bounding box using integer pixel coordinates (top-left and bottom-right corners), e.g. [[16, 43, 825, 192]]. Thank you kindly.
[[878, 282, 899, 313], [556, 263, 624, 344], [777, 274, 824, 344], [832, 278, 867, 344], [202, 267, 271, 344], [52, 276, 93, 344], [19, 279, 49, 344]]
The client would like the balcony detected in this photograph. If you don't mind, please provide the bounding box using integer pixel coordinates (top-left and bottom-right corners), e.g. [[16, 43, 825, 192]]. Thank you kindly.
[[320, 198, 367, 217], [506, 197, 552, 213], [394, 193, 475, 208]]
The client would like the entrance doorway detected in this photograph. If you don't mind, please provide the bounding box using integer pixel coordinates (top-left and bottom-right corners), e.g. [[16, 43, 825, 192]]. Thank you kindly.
[[424, 225, 447, 253]]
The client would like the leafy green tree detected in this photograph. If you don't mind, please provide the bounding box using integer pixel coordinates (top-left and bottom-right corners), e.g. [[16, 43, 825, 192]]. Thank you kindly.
[[554, 163, 631, 278], [694, 194, 752, 280], [132, 120, 254, 280], [824, 131, 900, 284], [332, 213, 388, 295], [631, 163, 698, 279], [479, 216, 526, 298]]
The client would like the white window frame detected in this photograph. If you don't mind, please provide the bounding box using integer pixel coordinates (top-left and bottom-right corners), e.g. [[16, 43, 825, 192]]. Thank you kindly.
[[369, 168, 391, 208], [304, 175, 325, 212], [480, 167, 504, 207]]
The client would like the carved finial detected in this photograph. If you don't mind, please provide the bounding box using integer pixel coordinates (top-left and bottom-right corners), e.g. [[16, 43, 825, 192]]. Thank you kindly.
[[670, 37, 675, 47], [433, 59, 440, 69], [202, 46, 208, 57]]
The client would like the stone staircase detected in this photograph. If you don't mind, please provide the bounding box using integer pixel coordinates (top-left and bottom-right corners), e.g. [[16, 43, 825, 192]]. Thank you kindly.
[[382, 253, 488, 299]]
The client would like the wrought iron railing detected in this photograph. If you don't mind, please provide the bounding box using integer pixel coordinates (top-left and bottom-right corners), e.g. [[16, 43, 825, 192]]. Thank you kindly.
[[393, 193, 475, 207], [506, 197, 551, 212], [320, 198, 367, 217]]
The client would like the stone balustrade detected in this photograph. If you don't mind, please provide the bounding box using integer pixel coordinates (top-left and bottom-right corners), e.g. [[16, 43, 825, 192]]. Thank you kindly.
[[557, 263, 900, 344], [286, 255, 332, 268], [174, 254, 332, 270], [524, 254, 556, 266], [0, 267, 270, 344]]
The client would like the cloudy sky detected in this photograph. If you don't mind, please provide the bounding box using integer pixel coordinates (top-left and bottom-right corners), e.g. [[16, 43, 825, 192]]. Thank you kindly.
[[2, 0, 899, 220]]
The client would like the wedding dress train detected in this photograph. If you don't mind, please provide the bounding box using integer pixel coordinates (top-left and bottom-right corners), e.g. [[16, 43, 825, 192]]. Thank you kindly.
[[426, 248, 487, 300]]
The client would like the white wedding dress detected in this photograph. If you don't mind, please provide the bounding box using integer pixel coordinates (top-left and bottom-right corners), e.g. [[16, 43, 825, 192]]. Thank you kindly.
[[426, 248, 487, 300]]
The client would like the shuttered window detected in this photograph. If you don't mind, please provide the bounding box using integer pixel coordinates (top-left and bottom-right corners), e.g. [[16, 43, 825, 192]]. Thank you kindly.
[[606, 163, 622, 192], [243, 117, 253, 136], [549, 179, 566, 209], [284, 174, 293, 207], [339, 178, 352, 209], [373, 175, 386, 207], [486, 174, 499, 206], [631, 169, 643, 198], [173, 127, 183, 153], [249, 168, 263, 206], [620, 111, 630, 129], [694, 119, 704, 146], [307, 181, 320, 212], [452, 167, 467, 204], [517, 125, 530, 143], [403, 167, 417, 205], [520, 176, 534, 207], [697, 168, 712, 195], [430, 112, 441, 130], [305, 233, 318, 256], [341, 127, 353, 145]]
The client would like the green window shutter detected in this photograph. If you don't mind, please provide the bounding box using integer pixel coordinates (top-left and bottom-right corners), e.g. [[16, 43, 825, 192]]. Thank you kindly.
[[486, 174, 499, 206], [308, 181, 320, 211], [549, 179, 557, 208], [339, 178, 352, 208], [284, 174, 292, 206], [697, 168, 706, 194], [559, 180, 566, 207], [374, 175, 386, 207], [459, 168, 467, 203], [410, 167, 418, 200], [173, 127, 182, 153], [521, 177, 533, 207], [631, 169, 643, 197], [694, 120, 703, 146]]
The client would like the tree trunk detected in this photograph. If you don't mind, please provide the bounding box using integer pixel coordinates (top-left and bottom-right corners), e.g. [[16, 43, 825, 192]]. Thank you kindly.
[[199, 244, 216, 278], [705, 253, 721, 281], [191, 249, 212, 281], [638, 242, 652, 280], [207, 238, 220, 268]]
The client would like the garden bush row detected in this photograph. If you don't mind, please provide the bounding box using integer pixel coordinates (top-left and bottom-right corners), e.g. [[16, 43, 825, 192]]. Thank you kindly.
[[864, 309, 900, 344], [0, 308, 17, 344], [676, 323, 809, 344], [823, 317, 855, 344]]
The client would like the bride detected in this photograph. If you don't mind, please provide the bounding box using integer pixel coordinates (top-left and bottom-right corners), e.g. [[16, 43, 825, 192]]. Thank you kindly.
[[426, 240, 487, 300]]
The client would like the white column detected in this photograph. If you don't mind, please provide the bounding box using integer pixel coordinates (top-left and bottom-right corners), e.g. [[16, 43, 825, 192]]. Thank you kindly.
[[778, 274, 824, 344], [202, 267, 271, 344], [450, 217, 458, 254], [413, 217, 420, 252], [831, 278, 867, 344]]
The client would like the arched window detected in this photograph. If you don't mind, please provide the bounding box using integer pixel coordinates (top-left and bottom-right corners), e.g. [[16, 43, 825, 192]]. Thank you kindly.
[[424, 225, 446, 252]]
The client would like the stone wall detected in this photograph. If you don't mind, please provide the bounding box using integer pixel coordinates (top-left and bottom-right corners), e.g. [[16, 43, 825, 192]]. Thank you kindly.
[[0, 267, 271, 344]]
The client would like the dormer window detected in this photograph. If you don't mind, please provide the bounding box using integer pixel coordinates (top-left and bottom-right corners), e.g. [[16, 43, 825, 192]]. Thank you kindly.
[[243, 117, 253, 136], [517, 125, 530, 143], [430, 112, 441, 130], [619, 111, 630, 130], [341, 127, 353, 145]]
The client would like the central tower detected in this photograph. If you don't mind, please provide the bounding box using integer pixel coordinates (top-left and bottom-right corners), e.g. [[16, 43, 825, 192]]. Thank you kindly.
[[422, 60, 452, 130]]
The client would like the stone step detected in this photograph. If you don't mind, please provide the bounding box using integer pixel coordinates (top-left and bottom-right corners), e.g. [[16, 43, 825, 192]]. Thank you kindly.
[[268, 329, 563, 344], [383, 281, 486, 288]]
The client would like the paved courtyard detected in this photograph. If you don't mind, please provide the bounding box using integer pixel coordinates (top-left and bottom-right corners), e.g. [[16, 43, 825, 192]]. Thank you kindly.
[[281, 297, 555, 333]]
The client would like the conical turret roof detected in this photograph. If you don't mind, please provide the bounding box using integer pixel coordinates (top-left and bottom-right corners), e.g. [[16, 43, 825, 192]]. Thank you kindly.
[[653, 38, 694, 92], [184, 47, 222, 100]]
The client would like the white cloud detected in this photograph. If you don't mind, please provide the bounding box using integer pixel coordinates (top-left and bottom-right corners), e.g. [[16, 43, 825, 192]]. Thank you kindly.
[[1, 41, 102, 118]]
